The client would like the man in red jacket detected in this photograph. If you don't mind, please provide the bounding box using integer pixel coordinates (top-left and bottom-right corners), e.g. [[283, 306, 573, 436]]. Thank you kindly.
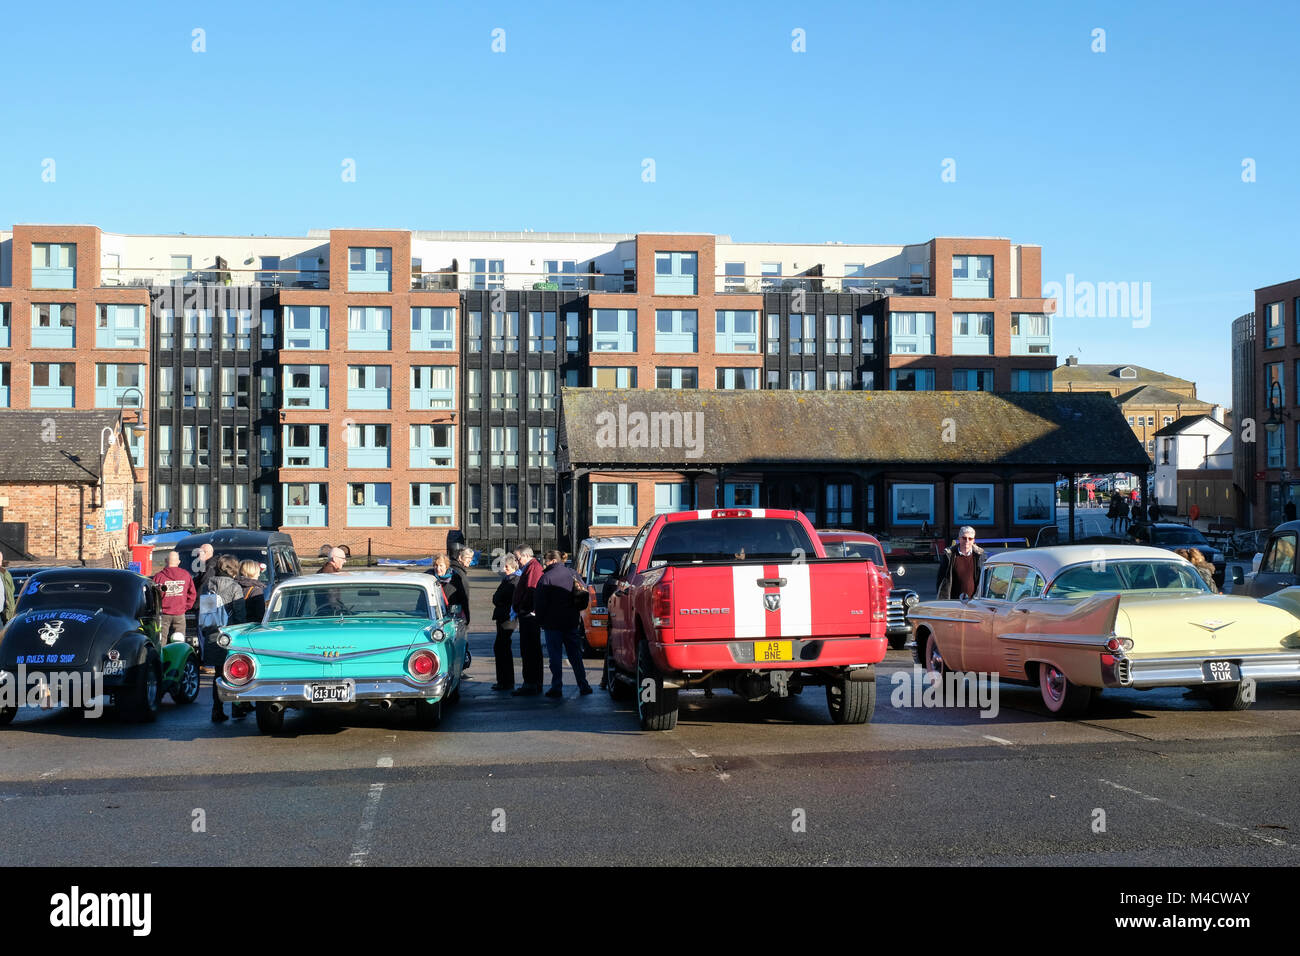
[[153, 550, 197, 645]]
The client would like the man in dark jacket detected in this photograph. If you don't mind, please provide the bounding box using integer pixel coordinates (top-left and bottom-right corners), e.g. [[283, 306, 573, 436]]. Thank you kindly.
[[491, 554, 520, 691], [510, 545, 546, 696], [532, 550, 592, 698], [936, 526, 985, 600]]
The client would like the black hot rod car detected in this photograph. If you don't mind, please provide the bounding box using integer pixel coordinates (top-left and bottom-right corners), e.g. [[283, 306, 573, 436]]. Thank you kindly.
[[0, 569, 200, 724]]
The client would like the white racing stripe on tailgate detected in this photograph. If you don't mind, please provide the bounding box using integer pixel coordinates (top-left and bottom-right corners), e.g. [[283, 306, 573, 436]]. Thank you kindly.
[[778, 563, 812, 638], [732, 565, 766, 639]]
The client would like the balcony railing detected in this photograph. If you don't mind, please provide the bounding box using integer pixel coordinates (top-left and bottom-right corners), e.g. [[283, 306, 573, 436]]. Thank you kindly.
[[715, 274, 931, 295], [99, 267, 330, 289]]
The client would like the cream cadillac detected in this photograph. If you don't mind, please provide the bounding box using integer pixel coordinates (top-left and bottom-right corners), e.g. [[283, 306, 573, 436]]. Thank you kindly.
[[909, 546, 1300, 717]]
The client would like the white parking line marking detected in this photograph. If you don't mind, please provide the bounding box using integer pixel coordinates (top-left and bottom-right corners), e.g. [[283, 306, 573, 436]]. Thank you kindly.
[[982, 735, 1014, 745], [688, 749, 709, 758], [376, 755, 393, 768], [347, 783, 386, 866], [39, 769, 61, 778], [1099, 779, 1293, 848]]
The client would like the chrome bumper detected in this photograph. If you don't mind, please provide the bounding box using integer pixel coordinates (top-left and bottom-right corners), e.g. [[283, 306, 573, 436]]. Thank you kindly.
[[216, 674, 450, 704], [1107, 652, 1300, 689]]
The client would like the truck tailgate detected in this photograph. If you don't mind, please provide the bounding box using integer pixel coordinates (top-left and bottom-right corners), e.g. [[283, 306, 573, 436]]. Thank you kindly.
[[666, 561, 878, 641]]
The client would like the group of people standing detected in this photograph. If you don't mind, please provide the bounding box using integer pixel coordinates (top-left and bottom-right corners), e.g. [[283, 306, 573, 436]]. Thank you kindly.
[[490, 545, 592, 698], [1108, 491, 1162, 533], [151, 543, 265, 723]]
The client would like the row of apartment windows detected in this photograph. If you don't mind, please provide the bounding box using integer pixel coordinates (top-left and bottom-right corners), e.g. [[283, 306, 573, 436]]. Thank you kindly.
[[1262, 300, 1300, 350], [584, 481, 861, 527], [152, 481, 457, 529], [155, 424, 465, 471], [0, 303, 147, 349], [0, 360, 1055, 409]]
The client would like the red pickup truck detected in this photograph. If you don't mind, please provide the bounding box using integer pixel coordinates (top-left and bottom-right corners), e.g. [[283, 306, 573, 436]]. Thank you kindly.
[[604, 508, 887, 729]]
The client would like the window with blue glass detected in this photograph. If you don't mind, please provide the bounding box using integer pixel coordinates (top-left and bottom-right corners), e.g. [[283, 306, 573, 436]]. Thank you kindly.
[[410, 424, 455, 469], [1264, 301, 1285, 348], [565, 312, 581, 353], [1011, 313, 1052, 354], [593, 367, 635, 388], [181, 309, 214, 349], [283, 424, 328, 468], [219, 310, 252, 350], [789, 370, 817, 390], [788, 314, 815, 354], [716, 368, 758, 389], [410, 308, 455, 351], [889, 312, 935, 354], [761, 263, 782, 291], [543, 260, 582, 290], [1267, 426, 1286, 469], [0, 303, 9, 349], [468, 311, 483, 352], [411, 483, 454, 526], [348, 482, 391, 526], [410, 365, 455, 410], [490, 427, 519, 468], [348, 306, 392, 350], [1011, 369, 1053, 392], [346, 424, 391, 468], [491, 311, 519, 352], [1265, 361, 1284, 408], [528, 483, 557, 526], [284, 306, 329, 350], [347, 247, 392, 292], [283, 365, 328, 408], [723, 262, 746, 292], [31, 362, 75, 407], [347, 365, 392, 409], [655, 367, 697, 389], [766, 314, 781, 354], [654, 251, 697, 295], [860, 313, 874, 356], [528, 370, 556, 410], [715, 310, 758, 353], [654, 483, 692, 514], [260, 309, 276, 347], [31, 243, 76, 289], [952, 255, 993, 297], [467, 427, 481, 468], [528, 311, 557, 352], [592, 309, 636, 351], [824, 371, 852, 390], [31, 303, 76, 348], [890, 368, 935, 391], [952, 313, 993, 355], [842, 264, 867, 291], [490, 483, 520, 526], [284, 483, 328, 527], [94, 305, 144, 349], [593, 483, 636, 526], [527, 427, 555, 469], [824, 314, 852, 355], [0, 363, 9, 407], [470, 258, 504, 291], [724, 482, 759, 507], [952, 369, 994, 391], [95, 364, 144, 408], [655, 310, 697, 352]]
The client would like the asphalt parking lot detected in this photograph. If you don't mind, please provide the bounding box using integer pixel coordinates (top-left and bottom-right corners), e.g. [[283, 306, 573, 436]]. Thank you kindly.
[[1, 561, 1298, 867]]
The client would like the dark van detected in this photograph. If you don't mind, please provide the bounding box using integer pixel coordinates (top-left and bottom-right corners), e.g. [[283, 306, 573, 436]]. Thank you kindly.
[[171, 531, 302, 627]]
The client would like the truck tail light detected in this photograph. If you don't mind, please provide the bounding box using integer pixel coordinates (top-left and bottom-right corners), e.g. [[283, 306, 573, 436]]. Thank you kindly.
[[224, 654, 255, 685], [710, 509, 751, 518], [407, 649, 439, 681], [653, 580, 672, 627]]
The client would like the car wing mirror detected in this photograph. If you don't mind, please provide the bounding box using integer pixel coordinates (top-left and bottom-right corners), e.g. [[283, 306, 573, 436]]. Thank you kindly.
[[1252, 553, 1263, 574], [959, 592, 971, 603]]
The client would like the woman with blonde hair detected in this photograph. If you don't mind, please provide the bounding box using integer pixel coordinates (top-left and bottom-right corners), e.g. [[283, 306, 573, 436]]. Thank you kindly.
[[1186, 549, 1219, 593]]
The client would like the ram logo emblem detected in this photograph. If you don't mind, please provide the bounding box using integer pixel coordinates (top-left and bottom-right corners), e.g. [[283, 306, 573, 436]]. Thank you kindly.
[[763, 594, 781, 612]]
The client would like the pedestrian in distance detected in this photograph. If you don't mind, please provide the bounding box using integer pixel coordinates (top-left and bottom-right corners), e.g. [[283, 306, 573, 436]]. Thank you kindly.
[[1147, 500, 1162, 524], [152, 551, 197, 648], [236, 560, 267, 623], [203, 554, 247, 723], [936, 526, 985, 601], [193, 542, 216, 592], [510, 545, 546, 696], [317, 547, 347, 574], [1286, 500, 1297, 523], [1116, 495, 1130, 535], [1107, 493, 1123, 533], [533, 549, 593, 698], [491, 553, 520, 691]]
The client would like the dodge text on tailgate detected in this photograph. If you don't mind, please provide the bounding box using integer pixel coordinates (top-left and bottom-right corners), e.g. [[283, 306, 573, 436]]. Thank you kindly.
[[604, 509, 887, 729]]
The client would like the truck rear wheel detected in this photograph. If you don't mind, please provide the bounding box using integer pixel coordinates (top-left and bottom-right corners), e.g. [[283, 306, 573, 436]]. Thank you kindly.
[[604, 653, 633, 701], [826, 667, 875, 724], [636, 641, 678, 731]]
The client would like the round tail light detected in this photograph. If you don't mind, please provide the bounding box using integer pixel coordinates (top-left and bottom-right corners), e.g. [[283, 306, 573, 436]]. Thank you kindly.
[[225, 654, 254, 685], [407, 649, 439, 681]]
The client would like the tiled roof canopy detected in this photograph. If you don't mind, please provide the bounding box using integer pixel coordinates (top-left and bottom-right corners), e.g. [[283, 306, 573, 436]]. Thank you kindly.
[[0, 411, 125, 483], [558, 389, 1150, 471]]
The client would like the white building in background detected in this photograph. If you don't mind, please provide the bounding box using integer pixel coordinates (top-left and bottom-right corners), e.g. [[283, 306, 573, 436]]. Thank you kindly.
[[1153, 415, 1233, 509]]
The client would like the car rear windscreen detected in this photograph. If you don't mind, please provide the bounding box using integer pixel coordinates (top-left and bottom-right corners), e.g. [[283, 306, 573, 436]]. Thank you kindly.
[[650, 518, 814, 564]]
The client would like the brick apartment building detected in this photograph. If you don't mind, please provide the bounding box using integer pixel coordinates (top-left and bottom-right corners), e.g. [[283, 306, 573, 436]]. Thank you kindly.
[[1240, 277, 1300, 526], [1, 224, 1060, 554]]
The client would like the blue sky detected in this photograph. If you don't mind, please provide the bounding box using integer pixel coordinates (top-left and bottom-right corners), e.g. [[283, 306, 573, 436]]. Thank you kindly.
[[3, 0, 1297, 406]]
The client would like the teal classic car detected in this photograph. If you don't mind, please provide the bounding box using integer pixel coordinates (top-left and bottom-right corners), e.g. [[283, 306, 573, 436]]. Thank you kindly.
[[213, 572, 466, 734]]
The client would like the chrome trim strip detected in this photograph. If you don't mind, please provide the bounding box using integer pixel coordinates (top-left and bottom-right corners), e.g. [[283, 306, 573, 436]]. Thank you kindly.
[[232, 644, 419, 663], [217, 674, 450, 703]]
